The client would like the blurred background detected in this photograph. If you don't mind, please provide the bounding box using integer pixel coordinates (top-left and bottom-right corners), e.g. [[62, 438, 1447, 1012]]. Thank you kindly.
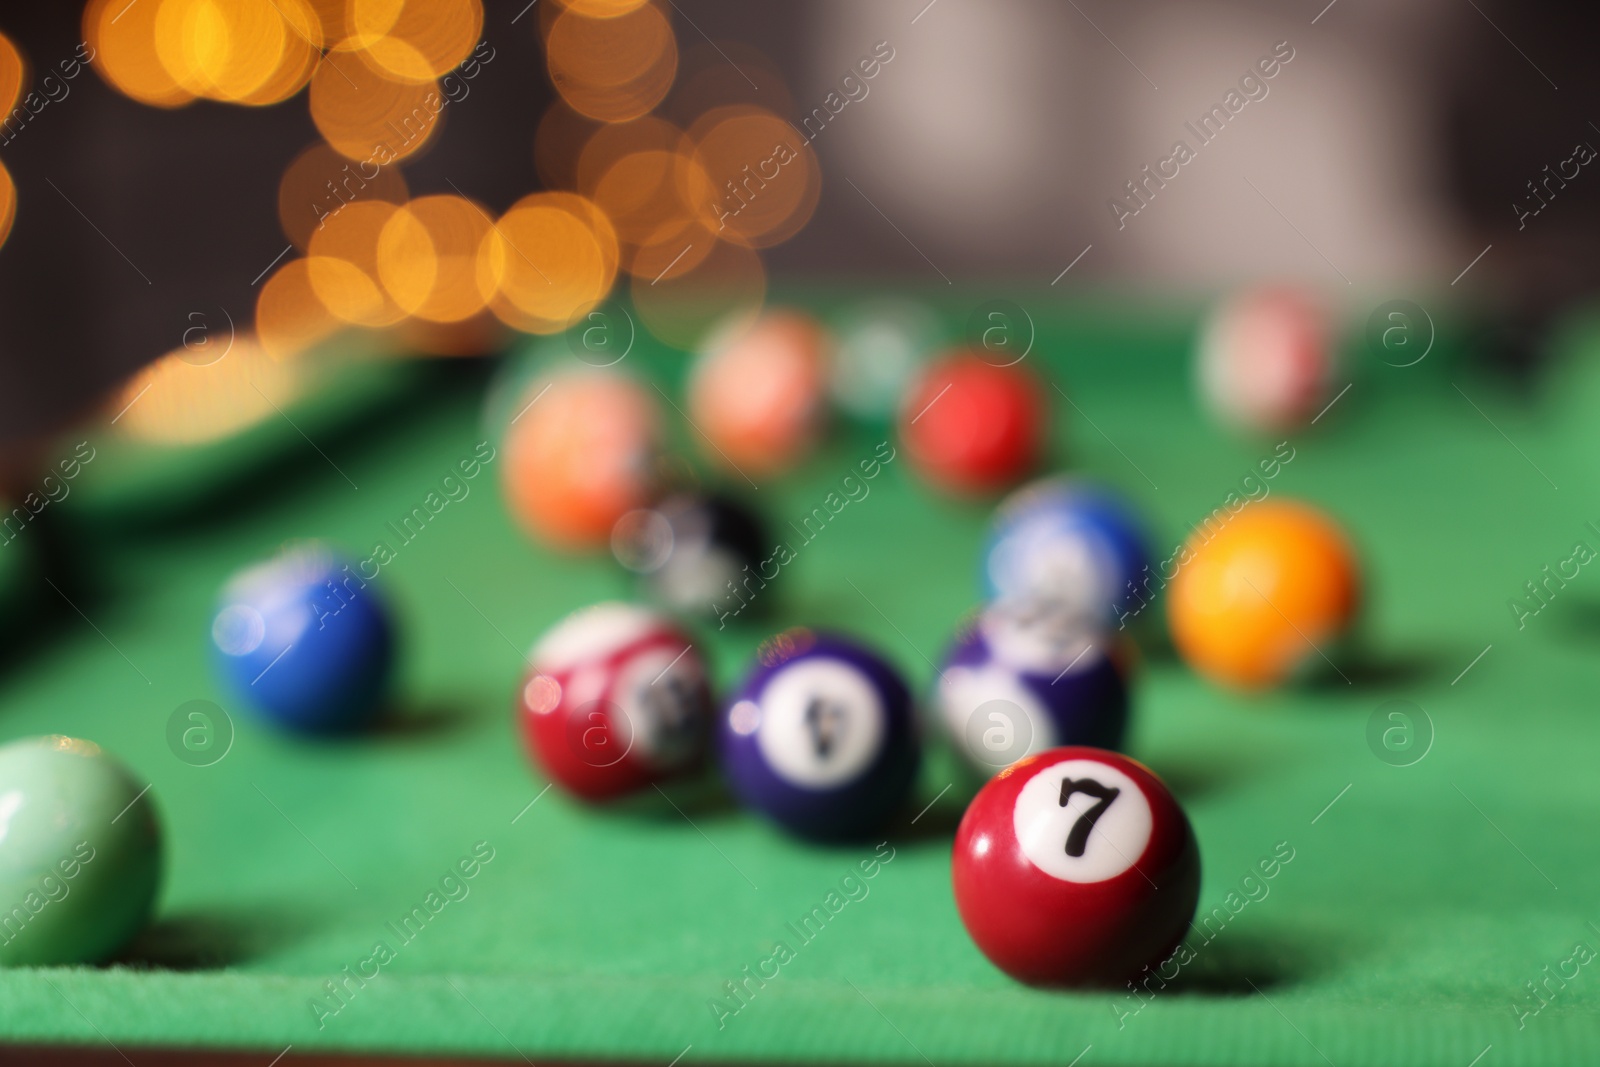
[[0, 0, 1594, 442]]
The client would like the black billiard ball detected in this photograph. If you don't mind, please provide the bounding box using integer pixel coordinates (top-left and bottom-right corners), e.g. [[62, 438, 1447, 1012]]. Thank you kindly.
[[612, 492, 769, 619]]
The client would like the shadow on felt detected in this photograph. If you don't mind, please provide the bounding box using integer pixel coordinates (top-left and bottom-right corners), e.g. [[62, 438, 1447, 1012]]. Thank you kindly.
[[1306, 645, 1442, 691], [1143, 742, 1284, 804], [1549, 596, 1600, 641], [1153, 927, 1307, 995], [0, 510, 119, 689], [605, 767, 743, 822], [367, 701, 476, 741], [112, 906, 317, 971]]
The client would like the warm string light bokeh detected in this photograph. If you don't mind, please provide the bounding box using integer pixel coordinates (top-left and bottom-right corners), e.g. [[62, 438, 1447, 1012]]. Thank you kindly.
[[28, 0, 823, 444], [0, 32, 20, 251]]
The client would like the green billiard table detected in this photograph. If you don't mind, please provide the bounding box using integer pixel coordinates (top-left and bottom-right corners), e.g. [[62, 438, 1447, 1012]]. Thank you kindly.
[[2, 288, 1597, 1066]]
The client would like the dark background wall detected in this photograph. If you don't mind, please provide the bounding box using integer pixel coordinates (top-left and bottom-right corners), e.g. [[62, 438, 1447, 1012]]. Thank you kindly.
[[0, 1, 1593, 442]]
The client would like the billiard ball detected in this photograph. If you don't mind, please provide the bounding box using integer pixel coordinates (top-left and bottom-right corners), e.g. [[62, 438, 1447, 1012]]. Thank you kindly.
[[1197, 287, 1334, 434], [687, 309, 830, 476], [212, 543, 395, 732], [938, 598, 1130, 773], [829, 298, 939, 425], [951, 746, 1200, 986], [720, 629, 919, 839], [611, 492, 770, 620], [898, 350, 1044, 494], [520, 602, 713, 802], [984, 477, 1152, 625], [0, 736, 162, 966], [502, 367, 662, 549], [1168, 499, 1360, 689]]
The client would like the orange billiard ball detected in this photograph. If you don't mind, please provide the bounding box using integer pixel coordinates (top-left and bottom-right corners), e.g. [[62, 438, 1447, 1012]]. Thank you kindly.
[[501, 368, 662, 550], [1168, 499, 1359, 690]]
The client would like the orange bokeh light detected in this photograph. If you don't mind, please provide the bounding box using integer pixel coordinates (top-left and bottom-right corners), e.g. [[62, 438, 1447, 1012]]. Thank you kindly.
[[376, 194, 497, 323], [85, 0, 198, 108], [87, 0, 330, 107], [550, 0, 654, 18], [343, 0, 483, 84], [576, 117, 716, 281], [588, 139, 716, 280], [0, 160, 15, 252], [545, 4, 677, 123], [0, 33, 23, 117], [307, 199, 407, 327], [481, 192, 619, 335], [689, 105, 820, 249], [306, 0, 354, 41], [257, 258, 342, 361], [235, 0, 324, 106], [278, 141, 410, 252], [309, 46, 441, 162], [574, 116, 685, 194], [151, 0, 321, 105]]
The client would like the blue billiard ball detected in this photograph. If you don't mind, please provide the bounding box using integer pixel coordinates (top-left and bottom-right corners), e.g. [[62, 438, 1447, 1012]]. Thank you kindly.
[[937, 597, 1129, 773], [720, 630, 920, 840], [984, 477, 1152, 626], [211, 544, 395, 733]]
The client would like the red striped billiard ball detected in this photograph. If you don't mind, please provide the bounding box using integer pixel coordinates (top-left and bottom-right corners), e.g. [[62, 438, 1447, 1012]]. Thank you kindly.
[[951, 747, 1200, 985], [519, 603, 712, 802], [1197, 287, 1333, 434]]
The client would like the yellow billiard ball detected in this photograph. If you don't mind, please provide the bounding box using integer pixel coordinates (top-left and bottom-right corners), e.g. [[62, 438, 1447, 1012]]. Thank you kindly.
[[1169, 500, 1360, 690]]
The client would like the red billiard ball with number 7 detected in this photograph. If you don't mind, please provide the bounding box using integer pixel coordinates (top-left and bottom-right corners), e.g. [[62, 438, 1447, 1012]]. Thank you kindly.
[[951, 747, 1200, 985]]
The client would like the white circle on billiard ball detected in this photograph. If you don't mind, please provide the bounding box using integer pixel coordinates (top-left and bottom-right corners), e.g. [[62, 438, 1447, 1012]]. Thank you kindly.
[[532, 602, 663, 673], [654, 546, 743, 613], [991, 524, 1114, 619], [1013, 757, 1152, 883], [939, 665, 1054, 768], [755, 657, 885, 788], [611, 644, 706, 769], [980, 597, 1103, 676]]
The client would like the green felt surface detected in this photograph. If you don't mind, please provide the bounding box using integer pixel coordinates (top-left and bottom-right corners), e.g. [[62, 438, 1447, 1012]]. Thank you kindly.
[[2, 291, 1599, 1066]]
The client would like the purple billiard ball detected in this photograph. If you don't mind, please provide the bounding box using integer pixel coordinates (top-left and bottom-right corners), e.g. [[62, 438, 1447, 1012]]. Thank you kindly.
[[937, 597, 1130, 773], [720, 630, 920, 840]]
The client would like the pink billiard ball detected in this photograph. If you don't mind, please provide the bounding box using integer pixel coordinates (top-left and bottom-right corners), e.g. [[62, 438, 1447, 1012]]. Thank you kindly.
[[1196, 286, 1333, 434], [951, 746, 1200, 986], [519, 602, 713, 802]]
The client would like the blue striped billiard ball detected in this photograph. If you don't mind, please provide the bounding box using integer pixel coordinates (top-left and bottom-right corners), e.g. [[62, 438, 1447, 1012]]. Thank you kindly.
[[984, 477, 1152, 626]]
